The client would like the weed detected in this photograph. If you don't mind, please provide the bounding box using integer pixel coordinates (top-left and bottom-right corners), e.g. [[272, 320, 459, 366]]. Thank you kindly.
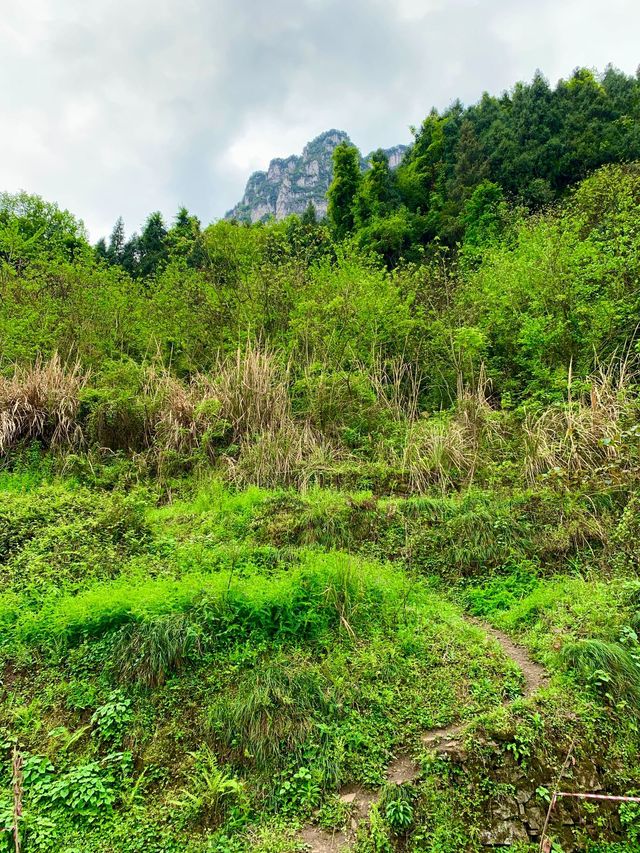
[[276, 765, 321, 815], [112, 613, 202, 686], [211, 658, 333, 768], [169, 746, 247, 828], [380, 783, 415, 832], [90, 691, 133, 744], [561, 639, 640, 711]]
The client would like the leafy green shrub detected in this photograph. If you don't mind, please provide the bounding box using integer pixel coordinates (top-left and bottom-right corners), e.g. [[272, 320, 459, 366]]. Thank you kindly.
[[0, 486, 149, 600], [620, 800, 640, 844], [91, 690, 133, 743], [9, 552, 406, 653], [399, 491, 531, 578], [253, 489, 382, 550], [380, 784, 415, 832], [612, 495, 640, 573], [49, 760, 117, 821], [80, 359, 149, 451], [276, 765, 322, 815], [292, 367, 391, 451], [355, 803, 392, 852], [20, 751, 120, 827]]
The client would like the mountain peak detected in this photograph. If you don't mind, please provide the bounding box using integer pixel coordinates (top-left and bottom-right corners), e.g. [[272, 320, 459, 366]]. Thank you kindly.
[[226, 130, 406, 223]]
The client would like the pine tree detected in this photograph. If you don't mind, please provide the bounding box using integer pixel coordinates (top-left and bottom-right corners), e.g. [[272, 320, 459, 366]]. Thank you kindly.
[[94, 237, 108, 262], [301, 202, 317, 226], [121, 234, 140, 277], [106, 217, 126, 265], [138, 211, 168, 278], [167, 207, 203, 266]]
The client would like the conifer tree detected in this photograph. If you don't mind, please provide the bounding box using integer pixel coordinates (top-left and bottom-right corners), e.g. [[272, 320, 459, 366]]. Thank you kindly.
[[138, 211, 168, 278], [106, 216, 126, 265], [301, 201, 317, 226]]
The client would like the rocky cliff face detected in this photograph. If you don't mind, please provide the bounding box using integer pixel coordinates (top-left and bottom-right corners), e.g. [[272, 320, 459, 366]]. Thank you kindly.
[[226, 129, 407, 223]]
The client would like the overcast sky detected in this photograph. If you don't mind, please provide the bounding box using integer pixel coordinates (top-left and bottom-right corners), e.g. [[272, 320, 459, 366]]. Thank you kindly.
[[1, 0, 638, 240]]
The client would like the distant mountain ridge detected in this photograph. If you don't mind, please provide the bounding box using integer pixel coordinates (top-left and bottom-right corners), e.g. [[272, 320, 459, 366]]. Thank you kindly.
[[226, 129, 407, 223]]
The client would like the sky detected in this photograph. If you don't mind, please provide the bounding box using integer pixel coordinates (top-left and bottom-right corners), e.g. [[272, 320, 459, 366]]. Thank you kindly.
[[1, 0, 639, 241]]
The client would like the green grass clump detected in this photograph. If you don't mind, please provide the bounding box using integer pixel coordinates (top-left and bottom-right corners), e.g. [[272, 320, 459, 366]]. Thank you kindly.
[[210, 656, 335, 767], [112, 613, 203, 687], [561, 638, 640, 710]]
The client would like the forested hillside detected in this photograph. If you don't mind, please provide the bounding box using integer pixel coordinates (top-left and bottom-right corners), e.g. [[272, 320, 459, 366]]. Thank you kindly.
[[1, 65, 640, 852]]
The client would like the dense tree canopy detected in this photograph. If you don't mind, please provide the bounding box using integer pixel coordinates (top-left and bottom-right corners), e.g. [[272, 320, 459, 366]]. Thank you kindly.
[[325, 65, 640, 255]]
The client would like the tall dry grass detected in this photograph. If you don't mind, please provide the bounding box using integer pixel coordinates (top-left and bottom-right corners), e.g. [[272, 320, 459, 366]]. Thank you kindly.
[[0, 354, 87, 454], [144, 367, 221, 455], [399, 418, 472, 492], [397, 364, 505, 491], [204, 341, 291, 440], [226, 420, 335, 489], [1, 348, 636, 493], [366, 352, 422, 424], [522, 358, 636, 483], [134, 343, 291, 457]]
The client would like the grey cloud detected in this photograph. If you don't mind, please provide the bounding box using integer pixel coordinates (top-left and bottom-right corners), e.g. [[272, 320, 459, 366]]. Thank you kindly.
[[0, 0, 638, 239]]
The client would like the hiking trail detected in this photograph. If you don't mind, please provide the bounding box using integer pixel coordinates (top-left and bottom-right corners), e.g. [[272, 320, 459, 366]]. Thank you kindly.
[[299, 618, 549, 852]]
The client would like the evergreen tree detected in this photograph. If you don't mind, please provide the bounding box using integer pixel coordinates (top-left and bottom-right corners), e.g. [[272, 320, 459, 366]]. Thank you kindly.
[[327, 142, 361, 239], [167, 207, 203, 266], [355, 150, 399, 228], [450, 119, 488, 203], [94, 237, 108, 262], [106, 217, 126, 265], [138, 211, 168, 278], [301, 202, 317, 226], [121, 234, 140, 277]]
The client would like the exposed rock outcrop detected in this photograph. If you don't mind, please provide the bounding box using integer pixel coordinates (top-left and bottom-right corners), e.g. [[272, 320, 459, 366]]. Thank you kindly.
[[226, 129, 407, 223]]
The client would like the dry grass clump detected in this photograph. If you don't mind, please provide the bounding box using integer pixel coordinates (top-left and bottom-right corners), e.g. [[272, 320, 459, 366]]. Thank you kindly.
[[455, 364, 504, 446], [0, 354, 87, 454], [366, 352, 422, 423], [144, 367, 223, 455], [399, 418, 472, 492], [397, 365, 505, 492], [227, 420, 336, 489], [128, 343, 292, 458], [204, 341, 291, 440], [86, 344, 321, 477], [202, 343, 339, 487], [522, 359, 636, 484]]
